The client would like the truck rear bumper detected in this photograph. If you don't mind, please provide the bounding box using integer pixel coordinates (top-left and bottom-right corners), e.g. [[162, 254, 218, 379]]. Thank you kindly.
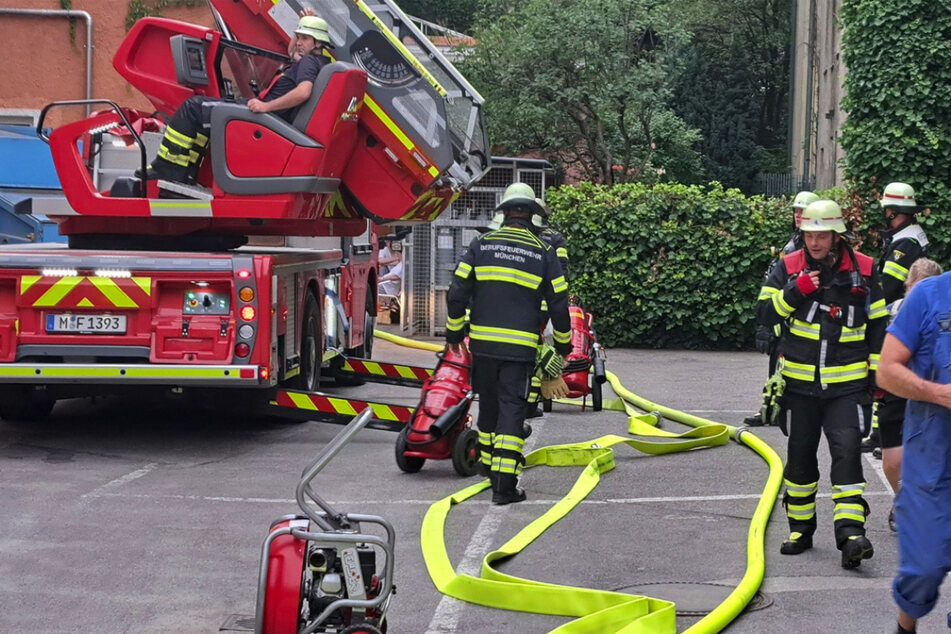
[[0, 363, 266, 386]]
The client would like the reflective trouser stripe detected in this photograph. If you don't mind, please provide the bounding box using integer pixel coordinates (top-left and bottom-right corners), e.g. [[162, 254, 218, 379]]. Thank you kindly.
[[492, 456, 520, 474], [833, 502, 867, 523], [495, 434, 524, 453], [527, 373, 541, 404], [478, 431, 493, 468], [784, 479, 818, 496], [163, 125, 193, 149], [157, 145, 190, 166], [871, 401, 879, 430], [831, 483, 866, 499], [786, 502, 815, 521]]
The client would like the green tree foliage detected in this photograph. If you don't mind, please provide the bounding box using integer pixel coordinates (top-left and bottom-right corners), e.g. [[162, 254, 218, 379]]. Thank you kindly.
[[671, 0, 791, 192], [459, 0, 702, 185], [840, 0, 951, 262], [548, 182, 799, 348], [396, 0, 479, 32]]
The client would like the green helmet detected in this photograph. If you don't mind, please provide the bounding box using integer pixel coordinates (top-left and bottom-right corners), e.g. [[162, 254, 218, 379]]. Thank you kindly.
[[881, 182, 918, 213], [800, 200, 847, 234], [792, 191, 819, 209], [295, 15, 332, 46], [497, 183, 544, 216]]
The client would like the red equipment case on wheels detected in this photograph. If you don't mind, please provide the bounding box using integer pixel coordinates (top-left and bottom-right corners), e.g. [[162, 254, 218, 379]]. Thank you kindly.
[[395, 345, 478, 476]]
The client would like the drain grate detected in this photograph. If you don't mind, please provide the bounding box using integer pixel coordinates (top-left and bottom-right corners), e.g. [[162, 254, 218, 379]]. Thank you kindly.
[[616, 581, 773, 617], [219, 614, 255, 632]]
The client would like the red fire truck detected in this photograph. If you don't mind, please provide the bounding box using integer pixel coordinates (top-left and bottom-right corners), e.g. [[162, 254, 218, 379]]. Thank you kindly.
[[0, 0, 489, 421]]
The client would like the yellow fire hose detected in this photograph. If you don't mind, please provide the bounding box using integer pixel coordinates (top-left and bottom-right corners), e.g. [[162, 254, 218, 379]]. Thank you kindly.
[[374, 329, 783, 633]]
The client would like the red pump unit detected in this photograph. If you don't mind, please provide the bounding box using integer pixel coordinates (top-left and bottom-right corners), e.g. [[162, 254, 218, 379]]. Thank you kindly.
[[554, 298, 607, 411], [395, 345, 478, 477]]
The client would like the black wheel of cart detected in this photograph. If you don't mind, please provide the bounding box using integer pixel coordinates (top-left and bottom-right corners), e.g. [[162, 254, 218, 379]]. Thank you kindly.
[[395, 426, 425, 473], [451, 427, 479, 477]]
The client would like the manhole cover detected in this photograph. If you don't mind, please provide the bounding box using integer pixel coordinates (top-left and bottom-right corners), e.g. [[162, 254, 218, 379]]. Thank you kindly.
[[617, 582, 773, 616], [219, 614, 255, 632]]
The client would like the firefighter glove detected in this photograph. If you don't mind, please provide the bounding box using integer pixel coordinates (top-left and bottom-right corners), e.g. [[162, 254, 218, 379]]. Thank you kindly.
[[541, 375, 570, 400], [537, 343, 564, 379], [796, 272, 819, 295], [754, 325, 774, 355], [759, 370, 786, 434]]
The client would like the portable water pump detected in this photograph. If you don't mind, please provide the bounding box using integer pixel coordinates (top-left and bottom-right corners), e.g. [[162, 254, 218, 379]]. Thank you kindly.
[[256, 409, 395, 634]]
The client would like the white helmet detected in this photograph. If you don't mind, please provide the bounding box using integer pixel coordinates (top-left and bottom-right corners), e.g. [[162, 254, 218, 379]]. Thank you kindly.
[[881, 182, 919, 213], [800, 200, 847, 234]]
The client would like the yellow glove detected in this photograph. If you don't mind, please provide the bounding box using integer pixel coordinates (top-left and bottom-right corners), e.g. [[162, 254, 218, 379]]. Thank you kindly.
[[540, 375, 570, 399]]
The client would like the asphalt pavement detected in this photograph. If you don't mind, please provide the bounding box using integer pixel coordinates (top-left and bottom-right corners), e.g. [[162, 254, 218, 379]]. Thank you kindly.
[[0, 336, 940, 633]]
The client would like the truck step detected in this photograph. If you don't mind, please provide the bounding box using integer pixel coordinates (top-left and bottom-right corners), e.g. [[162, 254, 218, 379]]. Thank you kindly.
[[158, 179, 213, 201]]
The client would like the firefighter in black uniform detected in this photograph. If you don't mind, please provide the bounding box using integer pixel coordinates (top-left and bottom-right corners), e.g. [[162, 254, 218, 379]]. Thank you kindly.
[[446, 183, 572, 505], [745, 190, 819, 426], [757, 200, 887, 568], [862, 182, 929, 455]]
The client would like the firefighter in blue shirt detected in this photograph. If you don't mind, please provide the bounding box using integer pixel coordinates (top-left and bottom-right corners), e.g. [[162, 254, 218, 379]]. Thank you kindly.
[[445, 183, 571, 504]]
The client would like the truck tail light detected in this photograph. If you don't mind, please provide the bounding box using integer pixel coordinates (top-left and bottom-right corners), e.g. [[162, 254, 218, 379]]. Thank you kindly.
[[240, 306, 256, 321], [234, 342, 250, 357]]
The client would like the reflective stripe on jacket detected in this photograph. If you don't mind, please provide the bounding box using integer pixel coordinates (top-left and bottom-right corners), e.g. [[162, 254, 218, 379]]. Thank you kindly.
[[756, 246, 887, 397], [446, 219, 571, 361]]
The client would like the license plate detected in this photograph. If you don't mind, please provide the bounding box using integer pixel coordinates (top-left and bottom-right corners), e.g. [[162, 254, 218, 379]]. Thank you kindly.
[[46, 313, 127, 334]]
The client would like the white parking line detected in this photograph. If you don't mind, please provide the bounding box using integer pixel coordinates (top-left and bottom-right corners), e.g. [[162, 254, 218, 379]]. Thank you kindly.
[[82, 463, 158, 498]]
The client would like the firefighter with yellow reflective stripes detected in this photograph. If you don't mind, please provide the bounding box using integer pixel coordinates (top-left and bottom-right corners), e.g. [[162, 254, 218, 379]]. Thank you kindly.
[[143, 13, 333, 184], [862, 182, 929, 455], [756, 200, 887, 568], [446, 183, 571, 505]]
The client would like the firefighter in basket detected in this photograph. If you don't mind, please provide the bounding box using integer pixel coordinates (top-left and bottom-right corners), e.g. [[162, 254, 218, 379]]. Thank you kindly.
[[445, 183, 571, 505]]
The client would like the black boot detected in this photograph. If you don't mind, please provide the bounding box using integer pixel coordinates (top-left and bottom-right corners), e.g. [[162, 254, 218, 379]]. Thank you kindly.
[[492, 472, 526, 505], [743, 412, 764, 427], [780, 532, 813, 555], [840, 534, 874, 569], [896, 622, 916, 633], [525, 402, 543, 419]]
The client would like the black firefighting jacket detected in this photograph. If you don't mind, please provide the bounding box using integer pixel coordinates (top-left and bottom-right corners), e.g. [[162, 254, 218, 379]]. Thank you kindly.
[[756, 244, 888, 398], [879, 220, 928, 304], [446, 218, 571, 362]]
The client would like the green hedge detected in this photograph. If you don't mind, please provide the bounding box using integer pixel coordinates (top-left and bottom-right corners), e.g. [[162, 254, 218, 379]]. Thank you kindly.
[[840, 0, 951, 264], [548, 182, 850, 349]]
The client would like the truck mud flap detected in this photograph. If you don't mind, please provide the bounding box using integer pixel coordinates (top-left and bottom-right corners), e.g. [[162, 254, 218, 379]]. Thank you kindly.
[[266, 389, 412, 432], [332, 356, 433, 388]]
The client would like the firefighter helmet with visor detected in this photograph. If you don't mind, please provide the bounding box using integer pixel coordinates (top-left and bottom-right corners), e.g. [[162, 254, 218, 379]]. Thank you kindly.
[[800, 200, 847, 234], [295, 16, 332, 46]]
